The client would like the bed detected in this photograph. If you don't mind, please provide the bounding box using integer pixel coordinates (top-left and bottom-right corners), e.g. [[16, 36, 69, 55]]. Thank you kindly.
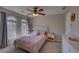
[[14, 32, 47, 53]]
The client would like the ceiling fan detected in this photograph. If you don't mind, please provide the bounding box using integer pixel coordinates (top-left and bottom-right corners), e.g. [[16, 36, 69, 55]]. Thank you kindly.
[[26, 7, 46, 16]]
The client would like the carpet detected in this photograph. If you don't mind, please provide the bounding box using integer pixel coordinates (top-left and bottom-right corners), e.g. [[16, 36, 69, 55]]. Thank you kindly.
[[0, 41, 61, 53]]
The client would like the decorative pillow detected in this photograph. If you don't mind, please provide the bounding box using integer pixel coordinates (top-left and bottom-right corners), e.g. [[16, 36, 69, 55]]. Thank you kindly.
[[47, 33, 55, 39], [39, 32, 45, 35], [47, 38, 56, 42], [45, 32, 47, 36], [36, 32, 40, 36]]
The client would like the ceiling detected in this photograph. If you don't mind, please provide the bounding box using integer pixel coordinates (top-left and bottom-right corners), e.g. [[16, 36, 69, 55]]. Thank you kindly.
[[2, 6, 68, 17]]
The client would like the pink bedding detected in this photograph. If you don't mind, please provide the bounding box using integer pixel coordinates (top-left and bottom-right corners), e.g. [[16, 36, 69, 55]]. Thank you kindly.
[[14, 32, 47, 53]]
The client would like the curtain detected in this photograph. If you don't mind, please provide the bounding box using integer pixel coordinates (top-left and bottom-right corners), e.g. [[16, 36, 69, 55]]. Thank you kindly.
[[0, 12, 8, 48], [28, 19, 33, 33]]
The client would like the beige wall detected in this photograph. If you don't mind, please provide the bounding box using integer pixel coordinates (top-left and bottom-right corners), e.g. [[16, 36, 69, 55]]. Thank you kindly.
[[65, 7, 79, 36], [33, 14, 65, 41], [70, 7, 79, 36]]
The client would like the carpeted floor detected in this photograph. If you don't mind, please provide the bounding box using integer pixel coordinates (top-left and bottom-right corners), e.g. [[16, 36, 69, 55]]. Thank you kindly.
[[40, 41, 61, 53], [0, 41, 61, 53]]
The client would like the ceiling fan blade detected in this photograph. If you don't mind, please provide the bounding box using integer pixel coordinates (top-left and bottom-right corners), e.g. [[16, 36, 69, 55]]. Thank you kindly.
[[26, 8, 33, 12], [38, 13, 46, 15], [27, 13, 32, 15], [62, 6, 66, 10], [39, 9, 44, 12]]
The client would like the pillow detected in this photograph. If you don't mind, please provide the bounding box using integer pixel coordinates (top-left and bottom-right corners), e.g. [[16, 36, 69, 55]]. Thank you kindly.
[[45, 32, 47, 36], [47, 33, 51, 38], [47, 33, 55, 39], [36, 32, 40, 36], [31, 31, 39, 36], [39, 32, 45, 35]]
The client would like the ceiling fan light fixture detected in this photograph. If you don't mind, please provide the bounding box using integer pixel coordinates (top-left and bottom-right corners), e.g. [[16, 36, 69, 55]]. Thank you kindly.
[[26, 7, 45, 16], [32, 13, 39, 16]]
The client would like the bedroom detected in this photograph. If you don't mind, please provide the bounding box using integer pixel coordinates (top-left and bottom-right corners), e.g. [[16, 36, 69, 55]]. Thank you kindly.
[[0, 6, 79, 53]]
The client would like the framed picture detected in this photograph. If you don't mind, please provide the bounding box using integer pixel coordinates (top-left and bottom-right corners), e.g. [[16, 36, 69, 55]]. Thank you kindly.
[[71, 13, 76, 22]]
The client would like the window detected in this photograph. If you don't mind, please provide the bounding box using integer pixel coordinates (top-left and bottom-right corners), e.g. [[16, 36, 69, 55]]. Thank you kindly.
[[21, 19, 28, 35], [7, 16, 17, 39]]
